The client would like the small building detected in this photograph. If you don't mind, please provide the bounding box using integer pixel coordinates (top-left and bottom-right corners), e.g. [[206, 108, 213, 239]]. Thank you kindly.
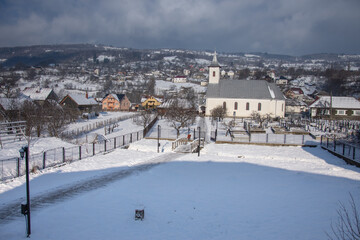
[[173, 76, 187, 83], [285, 99, 308, 117], [157, 98, 195, 116], [285, 88, 304, 99], [102, 94, 131, 111], [275, 76, 288, 85], [309, 96, 360, 119], [22, 87, 58, 104], [141, 96, 163, 110], [59, 93, 100, 114]]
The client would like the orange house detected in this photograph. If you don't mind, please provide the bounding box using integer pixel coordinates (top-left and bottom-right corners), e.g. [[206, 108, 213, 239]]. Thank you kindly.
[[102, 94, 131, 111]]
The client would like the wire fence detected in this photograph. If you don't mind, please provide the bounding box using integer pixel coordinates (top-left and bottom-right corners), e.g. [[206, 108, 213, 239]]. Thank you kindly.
[[320, 135, 360, 166], [211, 130, 317, 146], [61, 114, 136, 139], [0, 130, 144, 181], [146, 127, 206, 141]]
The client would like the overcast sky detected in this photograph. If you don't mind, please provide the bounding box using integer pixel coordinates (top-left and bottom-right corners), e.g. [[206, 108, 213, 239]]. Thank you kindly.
[[0, 0, 359, 55]]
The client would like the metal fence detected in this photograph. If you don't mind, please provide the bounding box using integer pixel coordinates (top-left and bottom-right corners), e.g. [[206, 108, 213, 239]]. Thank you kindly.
[[212, 130, 317, 146], [320, 136, 360, 166], [0, 130, 143, 181], [146, 127, 206, 141]]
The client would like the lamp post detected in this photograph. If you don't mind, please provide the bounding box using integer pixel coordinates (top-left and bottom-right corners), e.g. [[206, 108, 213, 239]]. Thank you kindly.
[[198, 126, 201, 157], [157, 125, 161, 153], [19, 146, 31, 237]]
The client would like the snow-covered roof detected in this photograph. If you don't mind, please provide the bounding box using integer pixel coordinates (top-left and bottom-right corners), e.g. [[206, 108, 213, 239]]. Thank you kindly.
[[103, 94, 126, 102], [22, 87, 53, 101], [158, 99, 193, 109], [67, 94, 98, 106], [0, 94, 31, 110], [309, 96, 360, 109]]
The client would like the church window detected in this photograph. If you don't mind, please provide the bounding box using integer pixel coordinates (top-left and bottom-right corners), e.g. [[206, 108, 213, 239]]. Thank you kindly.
[[213, 71, 216, 77], [258, 103, 262, 111], [246, 102, 249, 110], [223, 101, 226, 109], [234, 102, 238, 110]]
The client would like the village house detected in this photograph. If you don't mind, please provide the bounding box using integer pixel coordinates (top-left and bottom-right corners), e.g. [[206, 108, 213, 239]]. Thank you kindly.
[[141, 96, 163, 110], [102, 94, 131, 111], [59, 93, 100, 116], [205, 52, 285, 118], [309, 96, 360, 120], [285, 88, 304, 99], [173, 76, 187, 83], [22, 87, 58, 104], [285, 99, 308, 117]]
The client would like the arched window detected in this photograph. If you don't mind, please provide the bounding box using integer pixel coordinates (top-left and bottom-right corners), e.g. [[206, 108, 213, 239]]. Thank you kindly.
[[258, 103, 262, 111], [213, 71, 216, 77], [234, 102, 238, 110], [246, 102, 250, 110], [223, 101, 226, 109]]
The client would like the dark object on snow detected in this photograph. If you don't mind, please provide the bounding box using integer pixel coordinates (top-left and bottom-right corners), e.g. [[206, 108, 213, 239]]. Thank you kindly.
[[135, 209, 144, 221]]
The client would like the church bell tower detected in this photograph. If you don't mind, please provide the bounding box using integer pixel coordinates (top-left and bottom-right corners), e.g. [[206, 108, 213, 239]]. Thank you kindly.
[[208, 51, 221, 84]]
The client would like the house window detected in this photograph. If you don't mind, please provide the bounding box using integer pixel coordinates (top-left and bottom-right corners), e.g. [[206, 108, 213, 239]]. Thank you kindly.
[[353, 110, 360, 116], [258, 103, 261, 111], [246, 102, 250, 110], [336, 110, 346, 115], [223, 102, 226, 109], [234, 102, 238, 110], [213, 71, 216, 77]]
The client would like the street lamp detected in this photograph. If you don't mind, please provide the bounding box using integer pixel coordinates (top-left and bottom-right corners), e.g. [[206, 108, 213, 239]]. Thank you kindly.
[[157, 125, 161, 153], [198, 126, 201, 157], [19, 146, 31, 238]]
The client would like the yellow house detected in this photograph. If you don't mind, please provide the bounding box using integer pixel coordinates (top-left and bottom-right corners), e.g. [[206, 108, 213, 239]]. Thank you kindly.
[[141, 96, 163, 110]]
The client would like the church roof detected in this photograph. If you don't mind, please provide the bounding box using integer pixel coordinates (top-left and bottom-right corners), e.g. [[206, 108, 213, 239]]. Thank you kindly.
[[206, 80, 285, 100]]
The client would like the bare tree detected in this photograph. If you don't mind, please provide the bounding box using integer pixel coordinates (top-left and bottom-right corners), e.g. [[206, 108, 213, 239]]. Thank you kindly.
[[165, 98, 197, 137], [250, 111, 272, 128], [133, 110, 154, 129], [211, 105, 227, 120], [44, 100, 67, 137], [327, 193, 360, 240]]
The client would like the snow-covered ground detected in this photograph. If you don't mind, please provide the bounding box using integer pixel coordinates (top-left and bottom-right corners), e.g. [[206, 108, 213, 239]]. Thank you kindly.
[[1, 138, 360, 240]]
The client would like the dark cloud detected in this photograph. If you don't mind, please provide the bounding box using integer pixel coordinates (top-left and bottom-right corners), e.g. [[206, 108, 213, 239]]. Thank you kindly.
[[0, 0, 359, 55]]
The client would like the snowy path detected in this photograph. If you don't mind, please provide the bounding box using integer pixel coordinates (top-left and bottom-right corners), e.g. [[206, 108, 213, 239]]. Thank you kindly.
[[0, 152, 183, 223]]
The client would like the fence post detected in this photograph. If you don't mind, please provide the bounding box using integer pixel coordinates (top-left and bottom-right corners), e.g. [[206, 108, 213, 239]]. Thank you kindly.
[[123, 135, 125, 146], [302, 135, 305, 145], [130, 133, 132, 143], [17, 157, 20, 177], [334, 139, 336, 151], [43, 152, 46, 169], [327, 138, 329, 148], [266, 134, 268, 143], [104, 140, 107, 152], [353, 147, 356, 160], [63, 147, 65, 163], [114, 137, 116, 149], [137, 132, 139, 141], [343, 143, 345, 156], [193, 129, 196, 140], [320, 135, 323, 145], [79, 146, 81, 160], [215, 129, 217, 142], [93, 142, 95, 156], [284, 134, 286, 144]]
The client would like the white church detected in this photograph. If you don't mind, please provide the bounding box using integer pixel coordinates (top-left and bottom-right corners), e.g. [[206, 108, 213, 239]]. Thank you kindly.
[[205, 52, 285, 118]]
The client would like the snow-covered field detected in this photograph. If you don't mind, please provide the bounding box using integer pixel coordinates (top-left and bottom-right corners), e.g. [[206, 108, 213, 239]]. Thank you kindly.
[[1, 139, 360, 240]]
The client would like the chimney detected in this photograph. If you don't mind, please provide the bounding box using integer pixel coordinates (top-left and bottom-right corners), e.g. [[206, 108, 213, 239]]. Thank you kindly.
[[86, 91, 88, 99]]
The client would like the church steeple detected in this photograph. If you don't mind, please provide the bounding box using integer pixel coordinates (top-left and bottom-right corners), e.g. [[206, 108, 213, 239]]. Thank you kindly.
[[208, 50, 221, 84]]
